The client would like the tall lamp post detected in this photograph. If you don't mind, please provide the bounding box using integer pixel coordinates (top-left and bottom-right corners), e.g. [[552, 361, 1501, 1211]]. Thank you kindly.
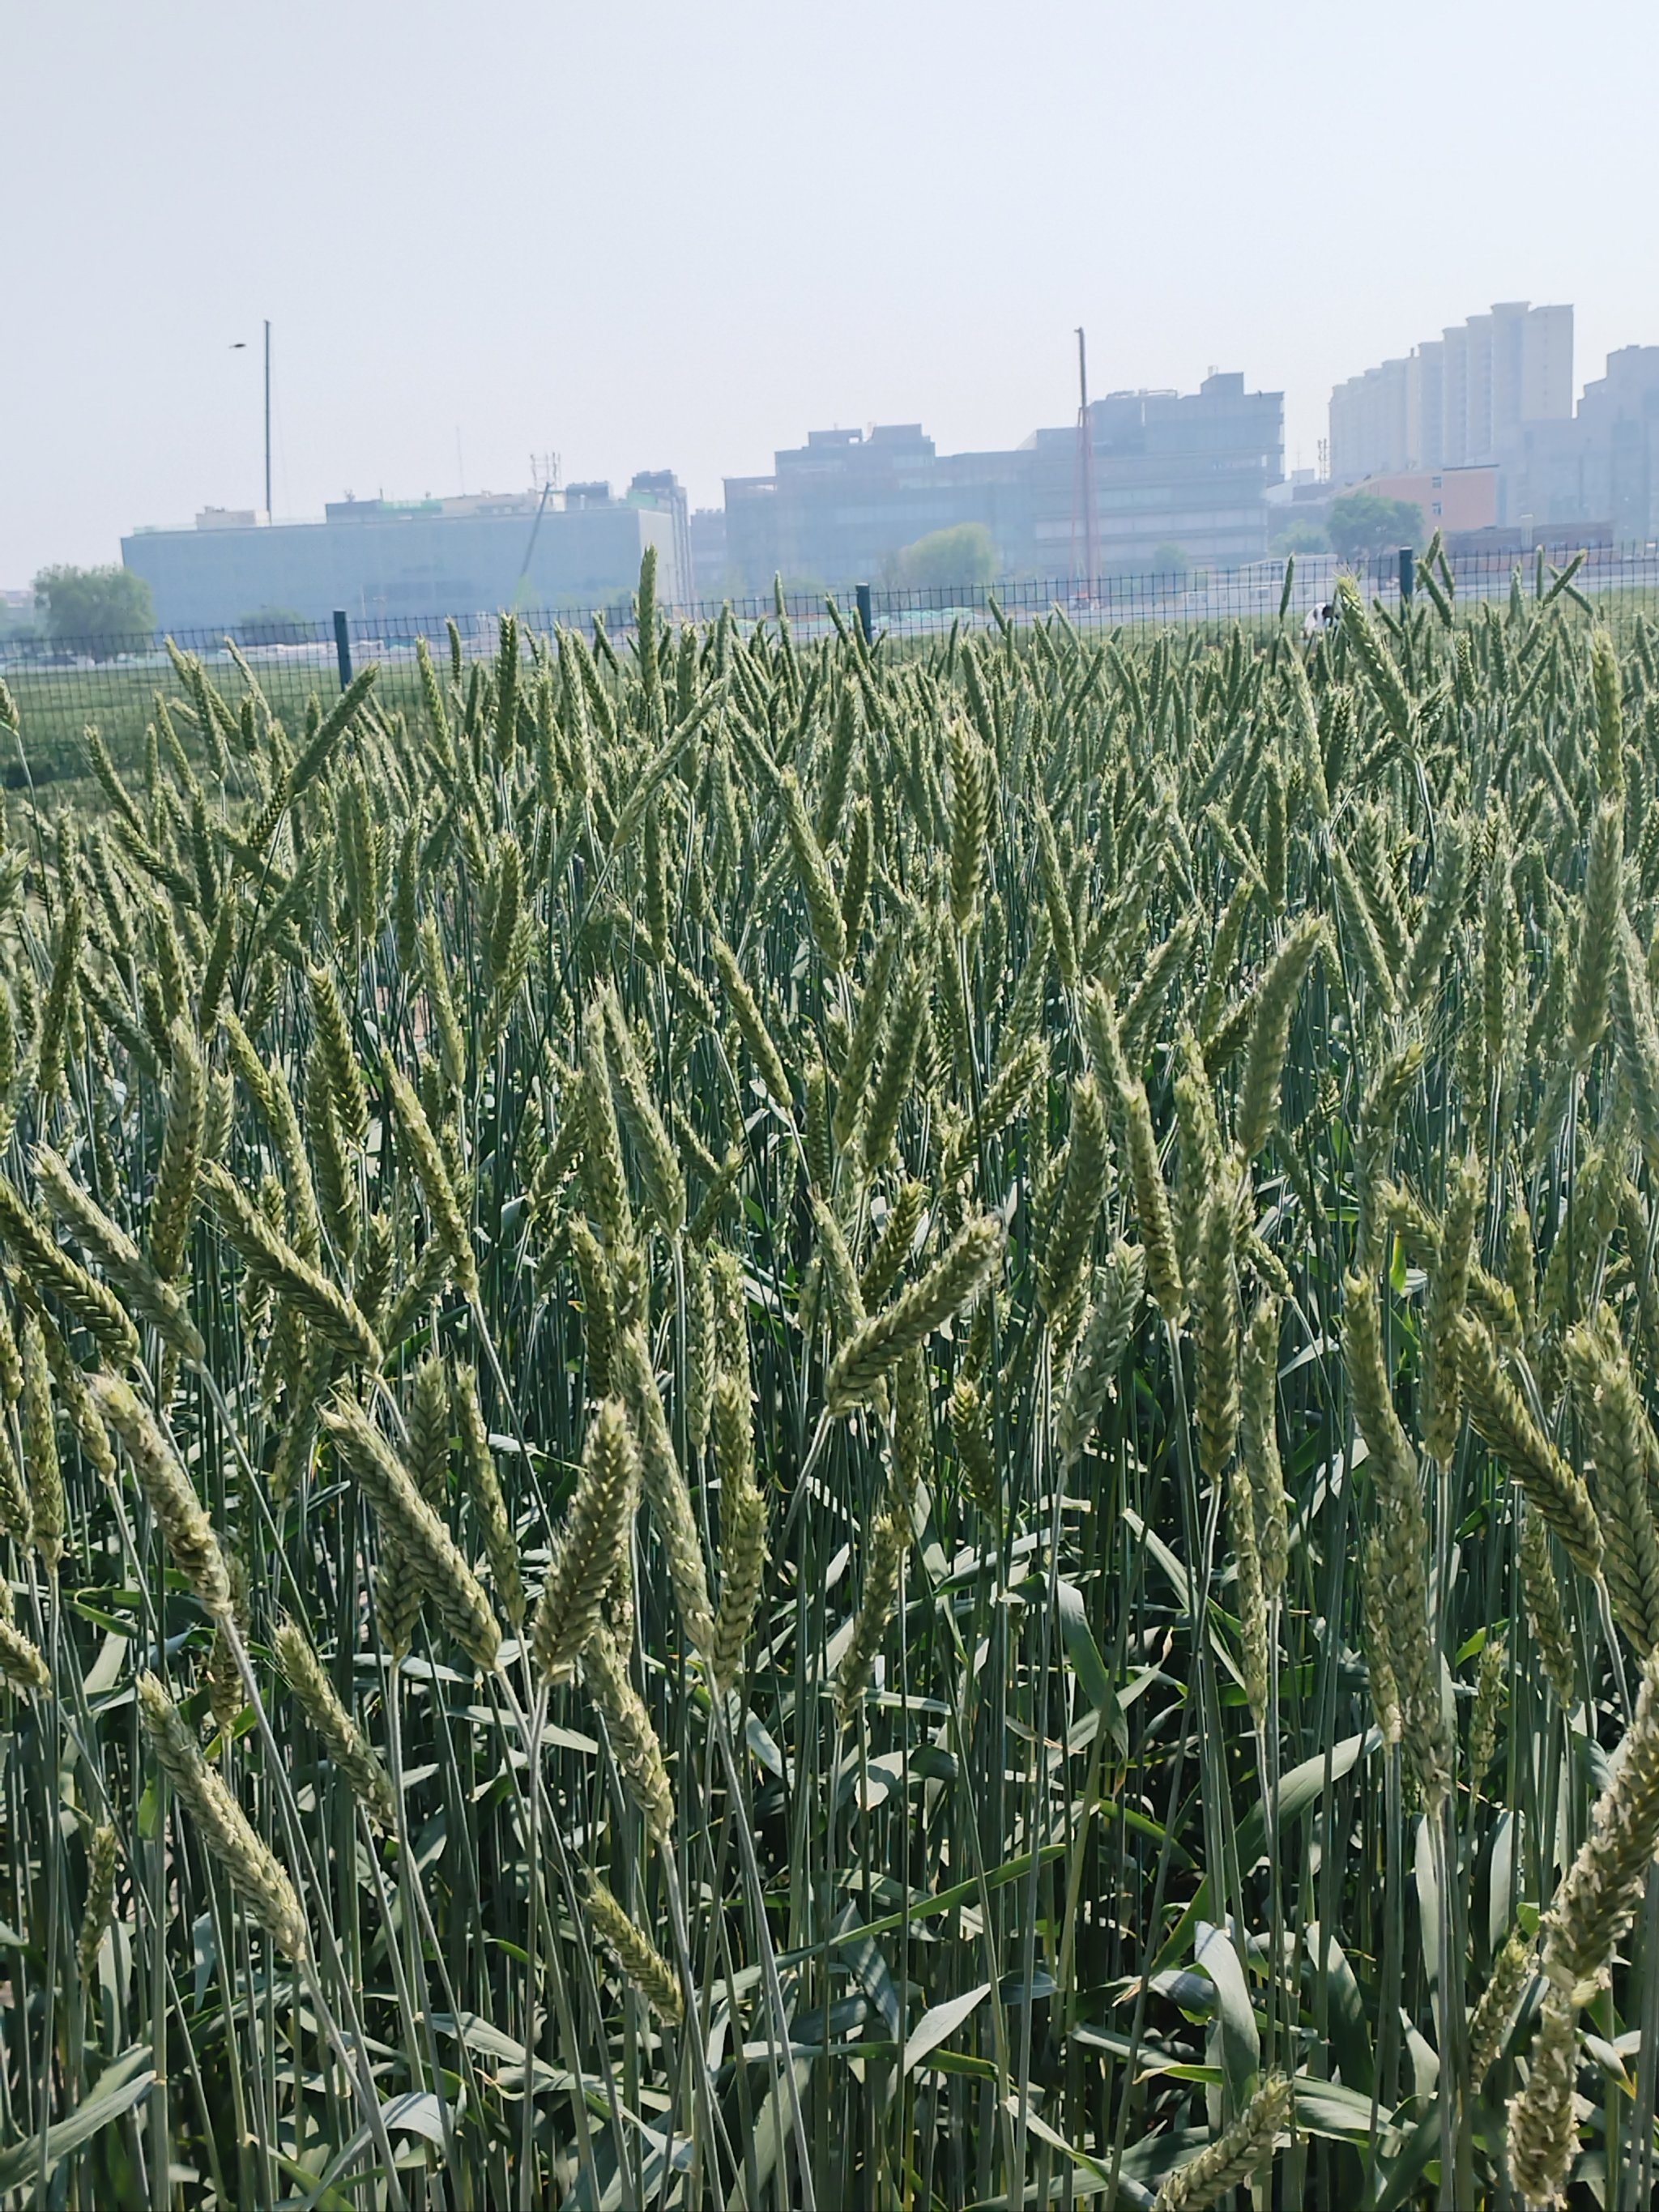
[[229, 320, 272, 518], [263, 320, 271, 521]]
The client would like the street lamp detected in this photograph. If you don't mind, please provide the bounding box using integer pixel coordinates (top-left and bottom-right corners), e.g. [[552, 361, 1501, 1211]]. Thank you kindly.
[[229, 321, 271, 519]]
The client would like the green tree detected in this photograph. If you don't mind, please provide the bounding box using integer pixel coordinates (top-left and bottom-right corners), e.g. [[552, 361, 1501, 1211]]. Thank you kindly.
[[1151, 541, 1190, 577], [893, 523, 997, 593], [1326, 494, 1425, 566], [1271, 522, 1329, 556], [32, 565, 155, 657]]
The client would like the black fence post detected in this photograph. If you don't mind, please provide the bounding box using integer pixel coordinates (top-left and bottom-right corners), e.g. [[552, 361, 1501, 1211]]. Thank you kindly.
[[333, 610, 352, 692], [1398, 547, 1415, 604], [855, 582, 873, 648]]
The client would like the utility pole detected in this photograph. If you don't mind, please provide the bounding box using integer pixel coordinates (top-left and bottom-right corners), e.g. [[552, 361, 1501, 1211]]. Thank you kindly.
[[1071, 326, 1099, 603], [263, 320, 272, 520]]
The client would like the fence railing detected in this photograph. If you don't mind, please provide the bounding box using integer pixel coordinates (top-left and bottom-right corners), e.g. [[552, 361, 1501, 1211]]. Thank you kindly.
[[3, 541, 1654, 786]]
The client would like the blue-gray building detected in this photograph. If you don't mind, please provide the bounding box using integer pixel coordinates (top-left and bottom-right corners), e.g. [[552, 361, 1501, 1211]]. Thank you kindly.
[[122, 478, 689, 633], [1496, 347, 1659, 545], [723, 373, 1283, 592]]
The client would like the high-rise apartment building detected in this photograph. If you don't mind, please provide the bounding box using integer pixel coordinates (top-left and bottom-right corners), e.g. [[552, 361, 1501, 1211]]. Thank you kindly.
[[1499, 347, 1659, 543], [1330, 301, 1572, 480]]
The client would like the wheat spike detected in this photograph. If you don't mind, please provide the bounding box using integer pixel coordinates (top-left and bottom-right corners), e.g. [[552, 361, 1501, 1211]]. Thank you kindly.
[[149, 1016, 207, 1285], [826, 1214, 1002, 1416], [1456, 1314, 1602, 1579], [1038, 1076, 1111, 1340], [710, 933, 791, 1108], [1192, 1178, 1240, 1485], [453, 1364, 526, 1632], [1566, 1318, 1659, 1656], [33, 1144, 204, 1365], [1401, 815, 1469, 1011], [1149, 2069, 1293, 2212], [602, 990, 685, 1236], [0, 1178, 140, 1366], [1240, 1297, 1288, 1598], [582, 1625, 675, 1840], [1520, 1509, 1578, 1711], [1057, 1242, 1145, 1468], [0, 1613, 49, 1694], [76, 1823, 119, 1985], [833, 931, 898, 1151], [1469, 1920, 1534, 2083], [322, 1392, 500, 1673], [949, 1373, 999, 1518], [859, 1181, 926, 1311], [1507, 1990, 1578, 2207], [1343, 1273, 1452, 1809], [203, 1164, 381, 1369], [17, 1313, 65, 1583], [859, 961, 926, 1174], [835, 1500, 908, 1727], [307, 965, 369, 1142], [710, 1372, 766, 1696], [780, 767, 847, 970], [386, 1065, 476, 1300], [1540, 1643, 1659, 2004], [90, 1373, 230, 1617], [532, 1396, 638, 1683], [274, 1623, 395, 1830], [1235, 913, 1324, 1161], [137, 1671, 307, 1958], [1422, 1153, 1479, 1467], [613, 1322, 714, 1656], [585, 1875, 683, 2023], [1568, 795, 1623, 1065]]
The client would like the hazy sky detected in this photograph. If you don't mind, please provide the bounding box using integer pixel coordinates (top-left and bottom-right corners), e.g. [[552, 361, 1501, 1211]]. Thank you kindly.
[[6, 0, 1657, 584]]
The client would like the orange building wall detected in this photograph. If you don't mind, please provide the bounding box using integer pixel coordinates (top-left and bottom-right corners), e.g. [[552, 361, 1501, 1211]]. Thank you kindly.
[[1358, 466, 1498, 532]]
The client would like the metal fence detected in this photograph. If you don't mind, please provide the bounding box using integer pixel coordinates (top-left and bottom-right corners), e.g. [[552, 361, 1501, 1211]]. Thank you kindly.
[[4, 539, 1655, 787]]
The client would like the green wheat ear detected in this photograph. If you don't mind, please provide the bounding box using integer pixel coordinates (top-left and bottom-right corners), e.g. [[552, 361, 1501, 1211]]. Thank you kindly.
[[137, 1672, 308, 1960]]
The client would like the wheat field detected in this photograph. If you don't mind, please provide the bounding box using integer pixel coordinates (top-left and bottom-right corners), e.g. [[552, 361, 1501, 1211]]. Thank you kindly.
[[0, 552, 1657, 2207]]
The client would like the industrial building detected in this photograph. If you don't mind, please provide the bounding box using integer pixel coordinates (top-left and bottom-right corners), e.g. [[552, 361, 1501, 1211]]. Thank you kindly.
[[121, 474, 690, 633], [723, 372, 1284, 593]]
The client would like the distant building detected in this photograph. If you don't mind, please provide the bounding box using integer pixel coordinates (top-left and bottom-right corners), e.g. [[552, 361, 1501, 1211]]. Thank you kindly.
[[723, 373, 1283, 592], [1022, 375, 1283, 575], [1343, 465, 1499, 535], [726, 423, 993, 592], [1330, 303, 1573, 480], [689, 508, 730, 601], [1499, 347, 1659, 544], [625, 471, 693, 602], [0, 589, 38, 638], [122, 478, 689, 632]]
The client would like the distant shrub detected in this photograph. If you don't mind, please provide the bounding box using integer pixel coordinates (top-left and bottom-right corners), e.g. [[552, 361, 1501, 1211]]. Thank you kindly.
[[31, 565, 155, 658], [1328, 493, 1425, 565], [893, 523, 997, 592]]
